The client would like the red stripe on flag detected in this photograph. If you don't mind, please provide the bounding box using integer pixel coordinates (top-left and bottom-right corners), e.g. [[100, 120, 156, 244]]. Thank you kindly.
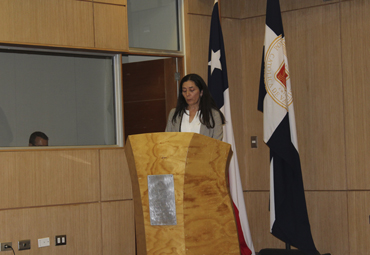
[[233, 203, 252, 255]]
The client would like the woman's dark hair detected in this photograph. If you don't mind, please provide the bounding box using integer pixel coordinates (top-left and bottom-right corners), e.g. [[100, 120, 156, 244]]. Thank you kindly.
[[172, 73, 225, 128]]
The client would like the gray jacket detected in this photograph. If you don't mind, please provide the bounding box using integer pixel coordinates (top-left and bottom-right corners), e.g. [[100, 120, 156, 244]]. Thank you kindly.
[[165, 108, 223, 141]]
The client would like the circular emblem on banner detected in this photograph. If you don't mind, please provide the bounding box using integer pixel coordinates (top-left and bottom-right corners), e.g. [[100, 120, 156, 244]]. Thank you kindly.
[[264, 35, 292, 109]]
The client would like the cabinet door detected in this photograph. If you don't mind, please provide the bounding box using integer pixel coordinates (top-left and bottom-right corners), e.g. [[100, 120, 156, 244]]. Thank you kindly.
[[0, 0, 95, 48], [94, 3, 128, 51]]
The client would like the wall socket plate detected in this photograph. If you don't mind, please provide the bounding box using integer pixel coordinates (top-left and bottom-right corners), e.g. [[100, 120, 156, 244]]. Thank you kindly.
[[55, 235, 66, 246], [18, 240, 30, 250], [0, 242, 12, 251], [38, 237, 50, 248]]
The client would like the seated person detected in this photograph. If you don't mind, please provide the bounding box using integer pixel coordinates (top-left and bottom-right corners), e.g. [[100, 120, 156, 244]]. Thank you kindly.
[[29, 131, 49, 146]]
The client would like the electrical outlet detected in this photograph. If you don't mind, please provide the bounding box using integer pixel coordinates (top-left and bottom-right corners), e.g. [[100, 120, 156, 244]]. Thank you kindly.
[[18, 240, 30, 250], [0, 242, 12, 251], [251, 136, 258, 148], [55, 235, 66, 246], [38, 237, 50, 248]]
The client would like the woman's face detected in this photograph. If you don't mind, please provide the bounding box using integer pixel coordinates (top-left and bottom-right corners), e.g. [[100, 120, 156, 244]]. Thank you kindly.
[[182, 80, 203, 108]]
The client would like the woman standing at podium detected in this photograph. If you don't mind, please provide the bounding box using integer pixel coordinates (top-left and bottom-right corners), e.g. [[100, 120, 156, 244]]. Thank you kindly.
[[165, 73, 225, 140]]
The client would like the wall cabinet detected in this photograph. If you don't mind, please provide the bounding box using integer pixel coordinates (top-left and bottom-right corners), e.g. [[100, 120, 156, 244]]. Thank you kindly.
[[0, 0, 128, 51]]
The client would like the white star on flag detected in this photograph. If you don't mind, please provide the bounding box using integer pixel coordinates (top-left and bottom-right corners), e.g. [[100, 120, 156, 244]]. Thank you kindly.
[[208, 49, 222, 75]]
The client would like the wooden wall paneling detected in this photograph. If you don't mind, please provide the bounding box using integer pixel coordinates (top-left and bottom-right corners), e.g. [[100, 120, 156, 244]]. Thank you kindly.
[[101, 201, 135, 255], [222, 18, 257, 191], [240, 16, 269, 191], [282, 4, 346, 190], [245, 191, 349, 255], [348, 191, 370, 255], [93, 0, 126, 5], [0, 0, 95, 48], [240, 1, 266, 18], [0, 203, 101, 255], [186, 0, 213, 16], [341, 0, 370, 190], [240, 0, 340, 19], [222, 18, 242, 150], [94, 3, 129, 51], [280, 0, 340, 12], [244, 191, 285, 252], [305, 191, 349, 255], [100, 149, 133, 201], [0, 150, 100, 209], [219, 0, 244, 19], [186, 14, 210, 79]]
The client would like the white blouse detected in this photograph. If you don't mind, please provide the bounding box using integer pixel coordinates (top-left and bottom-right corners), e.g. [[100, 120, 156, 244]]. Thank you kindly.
[[181, 110, 201, 134]]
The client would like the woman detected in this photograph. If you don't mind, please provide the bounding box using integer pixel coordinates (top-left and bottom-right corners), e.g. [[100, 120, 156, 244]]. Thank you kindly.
[[165, 73, 225, 140]]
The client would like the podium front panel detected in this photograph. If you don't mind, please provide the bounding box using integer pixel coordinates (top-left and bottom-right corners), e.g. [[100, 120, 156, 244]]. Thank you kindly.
[[125, 132, 240, 255]]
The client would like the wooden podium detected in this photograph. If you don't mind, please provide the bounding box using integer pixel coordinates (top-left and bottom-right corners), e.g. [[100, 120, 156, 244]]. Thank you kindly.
[[124, 132, 240, 255]]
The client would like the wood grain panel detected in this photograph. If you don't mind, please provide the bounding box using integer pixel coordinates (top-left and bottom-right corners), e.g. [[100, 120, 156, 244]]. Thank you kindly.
[[124, 100, 167, 138], [183, 135, 239, 255], [125, 133, 238, 255], [0, 0, 94, 48], [305, 191, 349, 255], [102, 201, 135, 255], [341, 0, 370, 190], [0, 150, 100, 209], [94, 3, 128, 51], [240, 16, 270, 191], [348, 191, 370, 255], [100, 148, 133, 201], [245, 191, 348, 255], [187, 1, 213, 16], [186, 14, 210, 79], [240, 0, 339, 19], [282, 4, 346, 190], [220, 0, 245, 18], [244, 191, 285, 252], [0, 203, 101, 255], [122, 59, 166, 102], [222, 18, 242, 169], [125, 133, 192, 255], [188, 0, 244, 19], [122, 58, 179, 140], [93, 0, 126, 5]]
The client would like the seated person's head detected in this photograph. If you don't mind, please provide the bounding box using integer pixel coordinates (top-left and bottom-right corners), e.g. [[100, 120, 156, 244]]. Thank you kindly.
[[29, 131, 49, 146]]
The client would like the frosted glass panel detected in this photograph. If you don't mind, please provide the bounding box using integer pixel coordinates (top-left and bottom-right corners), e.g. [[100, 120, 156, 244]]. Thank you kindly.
[[0, 50, 117, 147], [127, 0, 181, 51]]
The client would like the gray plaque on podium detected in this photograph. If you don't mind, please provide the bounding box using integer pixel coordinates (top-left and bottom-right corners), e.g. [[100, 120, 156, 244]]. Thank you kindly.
[[148, 174, 177, 225]]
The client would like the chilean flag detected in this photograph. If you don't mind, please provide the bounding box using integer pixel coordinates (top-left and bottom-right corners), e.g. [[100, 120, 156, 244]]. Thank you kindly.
[[208, 1, 255, 255], [258, 1, 319, 255]]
